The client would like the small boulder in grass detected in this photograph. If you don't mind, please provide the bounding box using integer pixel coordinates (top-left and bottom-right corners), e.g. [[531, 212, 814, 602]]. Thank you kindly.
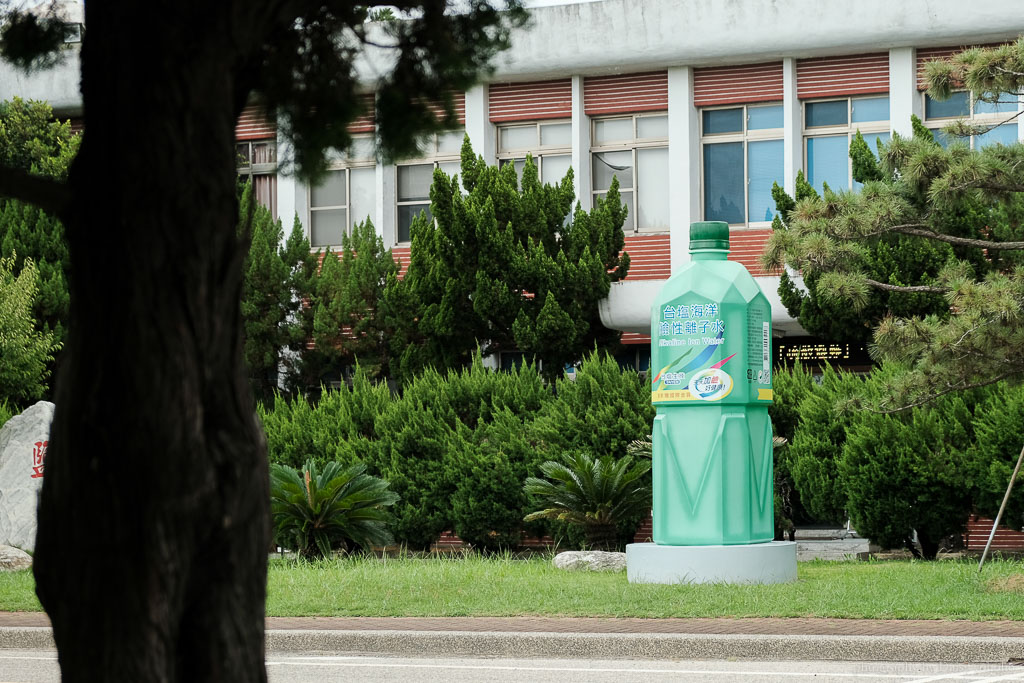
[[552, 550, 626, 572], [0, 545, 31, 571]]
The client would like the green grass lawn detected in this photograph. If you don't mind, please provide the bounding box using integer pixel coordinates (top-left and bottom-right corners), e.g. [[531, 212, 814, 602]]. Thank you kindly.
[[2, 554, 1023, 619]]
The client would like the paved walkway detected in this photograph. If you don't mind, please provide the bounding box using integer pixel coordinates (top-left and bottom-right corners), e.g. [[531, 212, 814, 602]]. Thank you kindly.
[[3, 612, 1024, 638]]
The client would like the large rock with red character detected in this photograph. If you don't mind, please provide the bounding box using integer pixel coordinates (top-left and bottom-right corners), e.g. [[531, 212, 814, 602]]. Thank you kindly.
[[0, 402, 54, 552]]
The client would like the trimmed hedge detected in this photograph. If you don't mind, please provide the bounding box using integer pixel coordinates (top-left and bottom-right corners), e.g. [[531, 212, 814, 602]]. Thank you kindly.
[[257, 350, 653, 550], [776, 362, 1024, 557]]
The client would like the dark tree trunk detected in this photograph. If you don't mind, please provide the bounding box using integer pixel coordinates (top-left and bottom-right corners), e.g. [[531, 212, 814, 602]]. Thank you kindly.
[[33, 3, 270, 681], [918, 533, 939, 561]]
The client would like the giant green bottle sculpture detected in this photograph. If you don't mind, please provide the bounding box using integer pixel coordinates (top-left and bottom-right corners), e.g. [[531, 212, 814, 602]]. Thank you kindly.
[[650, 221, 774, 545]]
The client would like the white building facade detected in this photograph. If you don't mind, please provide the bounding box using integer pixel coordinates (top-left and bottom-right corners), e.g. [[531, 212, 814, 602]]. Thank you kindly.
[[7, 0, 1024, 371]]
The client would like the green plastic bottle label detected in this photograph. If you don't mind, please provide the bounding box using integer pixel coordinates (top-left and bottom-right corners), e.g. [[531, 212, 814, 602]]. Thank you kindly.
[[651, 298, 729, 403], [651, 297, 772, 404]]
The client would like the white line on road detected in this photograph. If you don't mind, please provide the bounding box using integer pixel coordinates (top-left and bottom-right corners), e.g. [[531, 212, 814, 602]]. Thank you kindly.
[[907, 670, 1020, 683], [964, 672, 1024, 682], [0, 655, 58, 661]]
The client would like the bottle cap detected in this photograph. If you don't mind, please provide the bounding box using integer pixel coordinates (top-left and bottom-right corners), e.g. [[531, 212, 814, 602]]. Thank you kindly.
[[689, 221, 730, 251]]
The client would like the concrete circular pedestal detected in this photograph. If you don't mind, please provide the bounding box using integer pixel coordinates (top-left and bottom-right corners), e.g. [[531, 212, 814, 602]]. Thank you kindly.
[[626, 541, 797, 584]]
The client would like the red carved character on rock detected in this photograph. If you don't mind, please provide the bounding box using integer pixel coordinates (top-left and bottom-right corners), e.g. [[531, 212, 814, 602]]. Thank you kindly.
[[31, 441, 47, 479]]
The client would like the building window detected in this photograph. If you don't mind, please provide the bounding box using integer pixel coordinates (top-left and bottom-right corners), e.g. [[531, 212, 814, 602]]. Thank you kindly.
[[498, 351, 528, 371], [236, 139, 278, 219], [701, 103, 784, 226], [615, 346, 651, 374], [591, 113, 669, 233], [496, 120, 572, 187], [395, 130, 464, 243], [803, 96, 890, 194], [308, 136, 375, 248], [923, 91, 1019, 149]]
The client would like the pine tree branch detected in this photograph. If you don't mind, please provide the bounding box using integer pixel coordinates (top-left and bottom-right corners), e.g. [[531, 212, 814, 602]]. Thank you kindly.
[[875, 371, 1018, 413], [885, 224, 1024, 251], [862, 277, 948, 294], [0, 165, 70, 217], [991, 108, 1022, 125]]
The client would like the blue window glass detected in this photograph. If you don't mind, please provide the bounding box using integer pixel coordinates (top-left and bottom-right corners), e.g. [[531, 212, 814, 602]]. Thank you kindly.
[[615, 349, 638, 370], [747, 139, 784, 222], [867, 131, 891, 155], [976, 123, 1018, 148], [703, 108, 744, 135], [806, 135, 849, 194], [637, 348, 651, 372], [500, 351, 525, 371], [805, 100, 848, 127], [703, 141, 744, 224], [853, 132, 891, 190], [931, 128, 958, 149], [925, 92, 969, 119], [748, 105, 784, 130], [973, 97, 1017, 115], [851, 96, 889, 123]]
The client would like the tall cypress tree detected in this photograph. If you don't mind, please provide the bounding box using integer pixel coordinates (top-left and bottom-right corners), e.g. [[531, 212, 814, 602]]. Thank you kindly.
[[0, 98, 79, 364], [389, 137, 630, 381], [278, 215, 318, 394], [239, 183, 289, 404], [0, 254, 59, 406]]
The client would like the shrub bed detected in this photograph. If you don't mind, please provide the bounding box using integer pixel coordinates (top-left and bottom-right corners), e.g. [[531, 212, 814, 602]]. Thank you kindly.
[[258, 350, 655, 550]]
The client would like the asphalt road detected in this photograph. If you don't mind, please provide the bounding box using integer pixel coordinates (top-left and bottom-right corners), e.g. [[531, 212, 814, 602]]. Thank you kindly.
[[2, 650, 1024, 682]]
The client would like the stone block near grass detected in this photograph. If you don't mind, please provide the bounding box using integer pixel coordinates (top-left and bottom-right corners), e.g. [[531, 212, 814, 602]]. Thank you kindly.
[[0, 401, 54, 552], [553, 550, 626, 572], [0, 545, 31, 571]]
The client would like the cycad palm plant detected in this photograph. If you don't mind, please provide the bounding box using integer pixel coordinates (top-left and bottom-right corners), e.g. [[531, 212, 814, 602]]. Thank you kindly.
[[524, 451, 651, 550], [270, 459, 398, 559]]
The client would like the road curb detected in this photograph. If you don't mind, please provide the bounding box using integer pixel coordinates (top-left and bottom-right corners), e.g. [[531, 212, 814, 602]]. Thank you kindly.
[[266, 630, 1024, 663], [2, 627, 1021, 663], [0, 627, 52, 650]]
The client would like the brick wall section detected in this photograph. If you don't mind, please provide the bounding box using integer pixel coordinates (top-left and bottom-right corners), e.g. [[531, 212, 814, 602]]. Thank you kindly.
[[693, 62, 784, 107], [621, 233, 670, 280], [618, 232, 776, 281], [964, 514, 1024, 551], [236, 103, 276, 140], [391, 245, 411, 279], [394, 234, 671, 284], [916, 44, 1006, 90], [348, 94, 376, 133], [728, 228, 773, 276], [584, 71, 668, 116], [633, 511, 653, 543], [797, 53, 889, 98], [489, 79, 572, 122], [424, 92, 467, 125], [430, 531, 556, 552]]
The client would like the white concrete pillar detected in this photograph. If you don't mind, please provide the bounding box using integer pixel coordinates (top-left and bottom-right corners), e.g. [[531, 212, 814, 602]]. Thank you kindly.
[[1018, 94, 1024, 142], [465, 84, 495, 165], [889, 47, 920, 137], [275, 136, 299, 236], [571, 75, 592, 211], [667, 66, 700, 273], [782, 57, 801, 197], [377, 161, 396, 245]]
